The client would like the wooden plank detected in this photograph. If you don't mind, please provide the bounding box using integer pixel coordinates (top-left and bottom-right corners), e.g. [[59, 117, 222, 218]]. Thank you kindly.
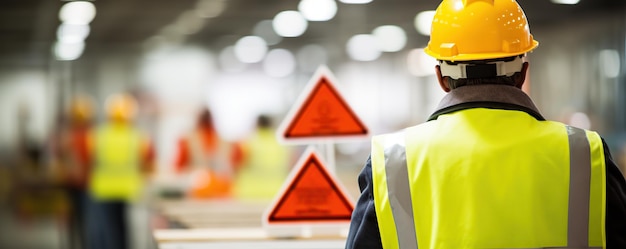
[[154, 227, 347, 243], [159, 240, 346, 249], [155, 200, 269, 229], [154, 228, 267, 242]]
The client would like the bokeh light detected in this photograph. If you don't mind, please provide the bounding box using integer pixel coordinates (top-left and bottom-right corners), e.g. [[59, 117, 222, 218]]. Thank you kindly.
[[346, 34, 381, 61], [263, 49, 296, 78], [414, 10, 436, 36], [273, 11, 308, 37], [234, 36, 268, 63], [59, 1, 96, 24], [372, 25, 407, 52], [298, 0, 337, 21]]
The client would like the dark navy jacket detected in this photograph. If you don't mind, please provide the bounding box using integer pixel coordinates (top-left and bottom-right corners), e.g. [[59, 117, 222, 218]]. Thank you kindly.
[[345, 85, 626, 248]]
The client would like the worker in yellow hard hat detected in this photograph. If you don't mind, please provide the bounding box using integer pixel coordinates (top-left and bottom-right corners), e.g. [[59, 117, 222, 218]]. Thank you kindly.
[[346, 0, 626, 248], [86, 93, 154, 249], [52, 94, 96, 249]]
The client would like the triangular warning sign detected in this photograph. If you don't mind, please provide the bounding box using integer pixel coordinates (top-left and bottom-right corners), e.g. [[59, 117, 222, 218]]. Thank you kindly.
[[265, 147, 354, 224], [278, 65, 368, 143]]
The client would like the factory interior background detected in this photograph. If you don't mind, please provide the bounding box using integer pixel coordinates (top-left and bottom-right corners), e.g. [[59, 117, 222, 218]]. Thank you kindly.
[[0, 0, 625, 248]]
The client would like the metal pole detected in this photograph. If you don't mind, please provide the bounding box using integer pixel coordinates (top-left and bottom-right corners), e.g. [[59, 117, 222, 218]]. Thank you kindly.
[[324, 140, 335, 174]]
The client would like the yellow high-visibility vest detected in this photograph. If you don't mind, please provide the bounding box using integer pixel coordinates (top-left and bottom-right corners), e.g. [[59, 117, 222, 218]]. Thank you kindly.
[[372, 108, 606, 249], [89, 124, 143, 201], [233, 128, 289, 200]]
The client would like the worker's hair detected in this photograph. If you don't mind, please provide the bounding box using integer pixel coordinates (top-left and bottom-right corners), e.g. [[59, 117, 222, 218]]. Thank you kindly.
[[445, 73, 521, 89], [198, 108, 213, 127], [442, 55, 524, 90], [257, 114, 272, 128]]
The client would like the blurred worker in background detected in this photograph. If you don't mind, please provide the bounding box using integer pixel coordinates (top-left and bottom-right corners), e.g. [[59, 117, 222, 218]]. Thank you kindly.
[[346, 0, 626, 248], [51, 94, 95, 249], [174, 108, 243, 199], [10, 104, 68, 245], [87, 93, 154, 249], [233, 114, 291, 201]]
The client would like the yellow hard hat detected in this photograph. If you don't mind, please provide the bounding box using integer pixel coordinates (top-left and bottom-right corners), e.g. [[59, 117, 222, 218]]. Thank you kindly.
[[69, 94, 95, 122], [424, 0, 539, 61], [105, 93, 137, 122]]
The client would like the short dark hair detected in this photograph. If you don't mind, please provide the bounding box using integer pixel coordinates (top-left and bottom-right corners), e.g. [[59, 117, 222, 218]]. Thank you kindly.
[[257, 114, 272, 128], [445, 73, 520, 89]]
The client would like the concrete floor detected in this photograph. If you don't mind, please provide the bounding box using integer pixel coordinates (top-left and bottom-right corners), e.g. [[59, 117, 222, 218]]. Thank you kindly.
[[0, 204, 156, 249]]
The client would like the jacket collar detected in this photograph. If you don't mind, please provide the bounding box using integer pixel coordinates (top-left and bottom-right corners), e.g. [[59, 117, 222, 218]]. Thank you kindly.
[[428, 84, 545, 121]]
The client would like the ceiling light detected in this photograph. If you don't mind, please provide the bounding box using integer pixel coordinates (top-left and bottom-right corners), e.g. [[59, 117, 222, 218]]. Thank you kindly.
[[234, 36, 268, 63], [372, 25, 407, 52], [273, 11, 308, 37], [339, 0, 373, 4], [59, 1, 96, 25], [298, 0, 337, 22], [54, 41, 85, 61], [551, 0, 580, 4], [346, 34, 381, 62], [263, 49, 296, 78], [253, 20, 282, 46], [57, 23, 90, 43], [414, 10, 436, 36]]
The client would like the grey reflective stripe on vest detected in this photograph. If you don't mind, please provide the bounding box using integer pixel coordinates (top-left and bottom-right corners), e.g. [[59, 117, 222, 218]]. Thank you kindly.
[[566, 126, 592, 248], [383, 138, 418, 249], [381, 126, 596, 249]]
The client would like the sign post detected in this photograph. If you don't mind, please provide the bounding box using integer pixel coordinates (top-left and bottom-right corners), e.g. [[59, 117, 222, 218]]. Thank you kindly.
[[324, 141, 335, 173]]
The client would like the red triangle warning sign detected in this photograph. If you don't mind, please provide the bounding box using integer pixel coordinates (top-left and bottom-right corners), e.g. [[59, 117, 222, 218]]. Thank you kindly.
[[278, 65, 368, 143], [264, 147, 354, 224]]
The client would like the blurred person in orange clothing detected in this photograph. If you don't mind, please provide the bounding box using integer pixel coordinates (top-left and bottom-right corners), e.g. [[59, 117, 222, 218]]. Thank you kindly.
[[87, 93, 154, 249], [174, 108, 243, 199], [233, 114, 292, 201], [51, 94, 96, 249]]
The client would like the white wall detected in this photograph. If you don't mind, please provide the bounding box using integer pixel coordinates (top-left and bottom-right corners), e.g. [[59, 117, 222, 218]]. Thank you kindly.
[[0, 69, 51, 149]]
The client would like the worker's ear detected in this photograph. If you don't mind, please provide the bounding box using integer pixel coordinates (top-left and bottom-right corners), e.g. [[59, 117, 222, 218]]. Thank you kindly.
[[436, 65, 451, 92], [515, 62, 529, 89]]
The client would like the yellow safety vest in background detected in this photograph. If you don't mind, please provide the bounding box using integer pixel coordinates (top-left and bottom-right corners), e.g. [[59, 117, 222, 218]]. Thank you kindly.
[[372, 108, 606, 249], [234, 128, 289, 200], [89, 124, 143, 201]]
